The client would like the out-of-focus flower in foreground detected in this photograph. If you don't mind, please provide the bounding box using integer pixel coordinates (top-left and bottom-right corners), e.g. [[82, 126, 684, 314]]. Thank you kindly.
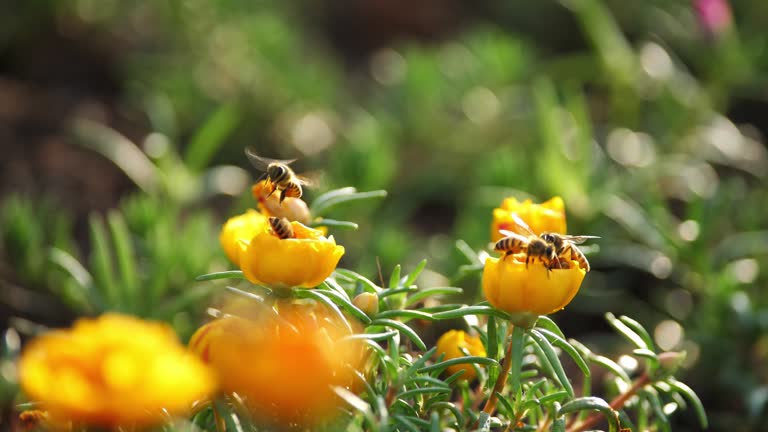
[[19, 314, 215, 428], [189, 301, 366, 426], [483, 254, 585, 317], [491, 196, 566, 242], [252, 179, 311, 224], [239, 220, 344, 288], [219, 209, 268, 266], [435, 330, 487, 381]]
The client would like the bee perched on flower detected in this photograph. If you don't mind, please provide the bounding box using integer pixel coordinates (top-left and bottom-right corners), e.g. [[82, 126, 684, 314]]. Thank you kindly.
[[239, 220, 344, 288], [491, 196, 566, 242], [18, 314, 216, 429], [484, 196, 592, 327]]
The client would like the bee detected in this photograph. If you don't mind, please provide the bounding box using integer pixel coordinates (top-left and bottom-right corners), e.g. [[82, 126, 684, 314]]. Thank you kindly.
[[495, 213, 561, 270], [539, 232, 599, 272], [268, 216, 294, 240], [246, 149, 312, 203]]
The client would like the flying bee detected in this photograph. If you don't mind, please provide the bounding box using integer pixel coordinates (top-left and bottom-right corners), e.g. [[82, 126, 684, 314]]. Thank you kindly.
[[268, 217, 294, 239], [246, 149, 312, 203], [539, 232, 599, 272]]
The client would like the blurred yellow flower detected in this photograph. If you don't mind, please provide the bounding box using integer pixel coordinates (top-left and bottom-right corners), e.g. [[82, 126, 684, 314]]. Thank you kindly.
[[435, 330, 487, 381], [483, 254, 585, 317], [491, 196, 566, 242], [189, 301, 367, 426], [19, 314, 215, 428], [220, 209, 268, 266], [252, 180, 311, 224], [239, 221, 344, 288]]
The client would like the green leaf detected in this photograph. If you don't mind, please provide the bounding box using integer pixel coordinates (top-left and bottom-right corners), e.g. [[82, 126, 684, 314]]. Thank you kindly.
[[72, 119, 158, 193], [389, 264, 402, 289], [185, 104, 239, 171], [310, 288, 372, 324], [619, 315, 655, 351], [538, 391, 570, 405], [405, 287, 463, 307], [296, 289, 353, 333], [393, 414, 421, 432], [374, 309, 433, 322], [667, 379, 708, 429], [529, 329, 574, 397], [319, 279, 350, 300], [495, 392, 515, 416], [378, 286, 416, 299], [418, 357, 499, 374], [195, 270, 245, 281], [370, 319, 426, 350], [432, 305, 511, 320], [535, 315, 565, 339], [213, 398, 244, 432], [590, 354, 632, 384], [558, 397, 620, 432], [606, 312, 649, 350], [311, 190, 388, 217], [334, 269, 382, 292], [309, 187, 357, 212], [309, 218, 359, 230], [455, 239, 481, 264], [536, 328, 590, 377], [487, 315, 498, 361], [88, 214, 119, 309], [49, 247, 97, 311], [644, 389, 670, 431], [344, 330, 400, 342], [477, 411, 491, 432], [397, 387, 452, 400], [404, 259, 428, 287], [432, 401, 463, 426], [107, 211, 139, 312], [510, 325, 526, 395]]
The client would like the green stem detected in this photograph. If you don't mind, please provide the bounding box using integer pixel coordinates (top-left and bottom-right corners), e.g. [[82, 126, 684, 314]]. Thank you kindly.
[[483, 325, 525, 415]]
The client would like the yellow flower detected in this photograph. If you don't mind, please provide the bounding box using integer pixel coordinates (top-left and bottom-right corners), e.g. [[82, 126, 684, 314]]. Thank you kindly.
[[220, 209, 268, 266], [435, 330, 487, 381], [491, 196, 566, 242], [19, 314, 215, 428], [189, 301, 366, 426], [483, 254, 585, 318], [239, 221, 344, 288], [252, 180, 311, 224]]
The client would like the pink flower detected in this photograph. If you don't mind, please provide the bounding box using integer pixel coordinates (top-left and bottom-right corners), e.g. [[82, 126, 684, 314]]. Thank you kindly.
[[693, 0, 732, 35]]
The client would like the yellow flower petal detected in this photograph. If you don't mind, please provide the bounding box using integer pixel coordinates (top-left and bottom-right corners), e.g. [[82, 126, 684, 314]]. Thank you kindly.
[[483, 255, 585, 316], [239, 221, 344, 288], [491, 196, 567, 241], [19, 314, 216, 428], [435, 330, 487, 381], [219, 209, 268, 266]]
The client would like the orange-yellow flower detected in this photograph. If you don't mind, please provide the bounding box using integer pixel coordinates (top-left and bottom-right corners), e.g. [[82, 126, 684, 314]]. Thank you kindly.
[[491, 196, 566, 242], [239, 221, 344, 288], [483, 254, 585, 317], [189, 301, 366, 426], [435, 330, 487, 381], [19, 314, 215, 428], [219, 209, 268, 266], [252, 180, 311, 224]]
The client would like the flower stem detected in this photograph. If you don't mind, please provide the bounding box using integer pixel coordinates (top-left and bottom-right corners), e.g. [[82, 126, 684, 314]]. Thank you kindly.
[[566, 372, 651, 432], [483, 325, 525, 415]]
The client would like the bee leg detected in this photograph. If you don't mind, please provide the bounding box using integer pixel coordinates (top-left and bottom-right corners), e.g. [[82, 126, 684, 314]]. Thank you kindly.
[[525, 254, 530, 269], [279, 189, 287, 204]]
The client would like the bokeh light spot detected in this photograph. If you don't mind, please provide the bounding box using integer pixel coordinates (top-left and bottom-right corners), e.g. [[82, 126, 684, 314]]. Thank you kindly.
[[462, 87, 499, 125], [654, 320, 683, 351], [677, 220, 700, 242], [370, 49, 406, 86]]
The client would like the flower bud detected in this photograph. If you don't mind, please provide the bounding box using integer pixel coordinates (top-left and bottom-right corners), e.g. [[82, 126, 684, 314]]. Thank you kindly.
[[352, 292, 380, 316]]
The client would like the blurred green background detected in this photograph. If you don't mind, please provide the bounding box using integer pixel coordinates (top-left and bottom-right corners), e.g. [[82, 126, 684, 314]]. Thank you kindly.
[[1, 0, 767, 430]]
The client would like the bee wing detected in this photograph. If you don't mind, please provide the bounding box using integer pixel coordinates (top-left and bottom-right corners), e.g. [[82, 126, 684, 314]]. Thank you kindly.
[[560, 235, 600, 244], [510, 213, 537, 237], [245, 148, 297, 170], [497, 230, 531, 243]]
